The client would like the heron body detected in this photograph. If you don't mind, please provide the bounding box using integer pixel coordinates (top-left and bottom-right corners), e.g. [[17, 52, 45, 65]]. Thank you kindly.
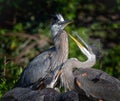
[[15, 14, 70, 88], [59, 34, 120, 101]]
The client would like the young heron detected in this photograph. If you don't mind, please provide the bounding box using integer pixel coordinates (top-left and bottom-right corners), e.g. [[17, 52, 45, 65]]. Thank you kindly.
[[54, 33, 120, 101]]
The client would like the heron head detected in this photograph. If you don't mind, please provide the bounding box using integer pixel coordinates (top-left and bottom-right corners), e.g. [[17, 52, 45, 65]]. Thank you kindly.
[[68, 33, 96, 60], [51, 14, 72, 38]]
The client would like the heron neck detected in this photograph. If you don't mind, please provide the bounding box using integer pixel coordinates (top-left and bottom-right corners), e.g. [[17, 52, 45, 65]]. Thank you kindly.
[[53, 30, 68, 61], [69, 57, 96, 69], [80, 56, 96, 68], [72, 45, 96, 68], [62, 57, 96, 79]]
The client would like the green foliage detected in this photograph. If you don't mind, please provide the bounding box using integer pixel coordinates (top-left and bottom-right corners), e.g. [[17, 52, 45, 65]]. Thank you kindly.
[[0, 29, 7, 35], [0, 58, 23, 97], [0, 79, 7, 97], [102, 46, 120, 78], [13, 23, 24, 32]]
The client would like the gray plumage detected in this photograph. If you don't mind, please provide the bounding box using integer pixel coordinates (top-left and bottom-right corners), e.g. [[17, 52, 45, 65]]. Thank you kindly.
[[59, 34, 120, 101], [14, 14, 71, 88]]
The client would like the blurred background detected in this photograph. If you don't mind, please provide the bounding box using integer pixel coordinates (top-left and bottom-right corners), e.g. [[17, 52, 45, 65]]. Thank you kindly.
[[0, 0, 120, 97]]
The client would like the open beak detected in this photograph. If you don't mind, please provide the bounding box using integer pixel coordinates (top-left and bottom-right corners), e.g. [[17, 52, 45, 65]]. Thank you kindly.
[[68, 33, 85, 49], [72, 32, 93, 53], [60, 20, 73, 29], [73, 32, 89, 49], [68, 33, 94, 60]]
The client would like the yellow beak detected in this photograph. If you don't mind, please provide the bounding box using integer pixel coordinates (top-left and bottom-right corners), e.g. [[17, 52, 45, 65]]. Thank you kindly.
[[68, 33, 84, 49]]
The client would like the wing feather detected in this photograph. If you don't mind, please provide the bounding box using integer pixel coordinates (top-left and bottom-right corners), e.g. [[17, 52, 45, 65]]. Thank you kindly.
[[16, 48, 55, 87]]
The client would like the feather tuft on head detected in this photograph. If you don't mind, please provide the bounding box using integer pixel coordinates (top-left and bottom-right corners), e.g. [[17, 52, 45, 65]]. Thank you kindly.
[[56, 14, 64, 21]]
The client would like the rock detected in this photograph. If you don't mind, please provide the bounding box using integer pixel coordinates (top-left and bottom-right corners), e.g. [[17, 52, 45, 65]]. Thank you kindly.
[[1, 87, 96, 101], [1, 88, 59, 101], [61, 91, 79, 101]]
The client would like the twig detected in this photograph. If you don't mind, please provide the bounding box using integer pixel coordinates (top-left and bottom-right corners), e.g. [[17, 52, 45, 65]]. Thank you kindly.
[[3, 33, 50, 45]]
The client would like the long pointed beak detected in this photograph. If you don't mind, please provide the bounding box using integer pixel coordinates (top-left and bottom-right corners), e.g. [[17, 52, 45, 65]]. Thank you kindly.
[[73, 32, 93, 53], [68, 33, 85, 49], [73, 32, 89, 49], [68, 33, 94, 59], [60, 20, 73, 29]]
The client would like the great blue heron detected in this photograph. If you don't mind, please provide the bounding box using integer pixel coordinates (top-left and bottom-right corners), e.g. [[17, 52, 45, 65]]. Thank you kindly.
[[14, 14, 72, 89], [57, 34, 120, 101]]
